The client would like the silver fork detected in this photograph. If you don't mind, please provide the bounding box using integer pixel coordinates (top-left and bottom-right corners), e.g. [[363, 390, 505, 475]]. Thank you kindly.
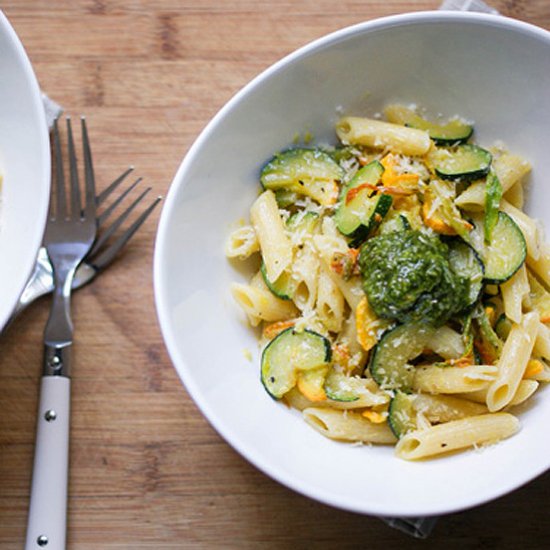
[[25, 117, 98, 550], [7, 167, 160, 326]]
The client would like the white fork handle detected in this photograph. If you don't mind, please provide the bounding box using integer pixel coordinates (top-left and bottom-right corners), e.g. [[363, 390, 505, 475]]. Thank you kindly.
[[25, 376, 70, 550]]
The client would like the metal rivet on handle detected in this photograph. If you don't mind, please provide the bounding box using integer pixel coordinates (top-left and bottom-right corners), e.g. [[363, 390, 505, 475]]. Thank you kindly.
[[44, 410, 57, 422], [37, 535, 48, 546]]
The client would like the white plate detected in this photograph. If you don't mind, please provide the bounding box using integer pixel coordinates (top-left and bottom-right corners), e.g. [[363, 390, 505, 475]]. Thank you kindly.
[[0, 12, 50, 331], [155, 11, 550, 516]]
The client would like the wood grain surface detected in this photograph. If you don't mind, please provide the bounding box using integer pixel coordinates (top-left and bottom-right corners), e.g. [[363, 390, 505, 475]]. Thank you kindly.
[[1, 1, 549, 548]]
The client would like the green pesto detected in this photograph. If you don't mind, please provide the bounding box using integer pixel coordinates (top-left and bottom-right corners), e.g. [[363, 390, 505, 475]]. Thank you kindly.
[[359, 230, 469, 326]]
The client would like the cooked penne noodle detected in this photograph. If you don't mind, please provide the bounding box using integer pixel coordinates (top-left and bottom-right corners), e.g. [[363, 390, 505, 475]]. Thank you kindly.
[[504, 180, 524, 210], [336, 116, 431, 156], [414, 365, 497, 394], [395, 413, 519, 460], [250, 190, 293, 281], [501, 264, 530, 323], [225, 224, 259, 259], [457, 379, 539, 407], [533, 322, 550, 361], [303, 407, 397, 444], [316, 267, 345, 332], [413, 394, 487, 423], [508, 379, 539, 406], [230, 282, 298, 326], [291, 244, 320, 312], [527, 243, 550, 287], [486, 311, 539, 412]]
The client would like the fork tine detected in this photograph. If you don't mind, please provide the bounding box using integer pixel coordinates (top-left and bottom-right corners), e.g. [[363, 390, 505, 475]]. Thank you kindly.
[[66, 117, 81, 219], [96, 166, 134, 207], [53, 118, 67, 220], [89, 187, 151, 257], [81, 117, 96, 217], [89, 197, 161, 270], [98, 177, 142, 227]]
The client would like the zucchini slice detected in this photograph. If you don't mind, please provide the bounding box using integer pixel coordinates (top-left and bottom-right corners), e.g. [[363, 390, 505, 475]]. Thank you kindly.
[[260, 148, 343, 206], [378, 213, 411, 235], [388, 392, 417, 439], [286, 211, 319, 233], [260, 262, 296, 300], [448, 240, 484, 307], [369, 323, 436, 391], [385, 104, 473, 145], [483, 212, 526, 283], [261, 328, 332, 399], [334, 160, 391, 244], [432, 144, 492, 182]]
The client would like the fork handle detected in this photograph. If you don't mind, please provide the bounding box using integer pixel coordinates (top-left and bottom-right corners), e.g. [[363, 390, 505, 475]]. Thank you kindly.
[[26, 376, 70, 550]]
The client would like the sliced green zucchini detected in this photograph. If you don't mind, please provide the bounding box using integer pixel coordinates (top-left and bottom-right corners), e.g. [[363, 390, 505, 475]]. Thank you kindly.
[[385, 104, 473, 145], [286, 211, 319, 233], [260, 148, 343, 206], [260, 262, 296, 300], [369, 323, 435, 391], [448, 240, 484, 307], [378, 213, 411, 235], [495, 313, 513, 340], [388, 391, 417, 438], [274, 189, 299, 208], [324, 370, 362, 402], [261, 328, 332, 399], [432, 144, 492, 182], [483, 212, 526, 283], [334, 160, 391, 243]]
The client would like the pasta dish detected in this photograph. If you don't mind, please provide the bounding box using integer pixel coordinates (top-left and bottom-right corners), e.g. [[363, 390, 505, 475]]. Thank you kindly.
[[226, 104, 550, 460]]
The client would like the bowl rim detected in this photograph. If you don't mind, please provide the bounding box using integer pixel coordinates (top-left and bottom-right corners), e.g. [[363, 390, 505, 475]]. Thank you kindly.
[[154, 10, 550, 517], [0, 11, 51, 331]]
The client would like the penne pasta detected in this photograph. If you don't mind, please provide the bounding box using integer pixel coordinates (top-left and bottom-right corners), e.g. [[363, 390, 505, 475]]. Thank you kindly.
[[303, 407, 397, 444], [457, 379, 539, 407], [527, 243, 550, 288], [395, 413, 519, 460], [414, 365, 498, 394], [230, 282, 298, 326], [413, 394, 487, 423], [336, 116, 431, 156], [486, 311, 539, 412], [316, 267, 345, 332], [250, 190, 293, 282], [225, 224, 259, 259], [501, 264, 530, 323]]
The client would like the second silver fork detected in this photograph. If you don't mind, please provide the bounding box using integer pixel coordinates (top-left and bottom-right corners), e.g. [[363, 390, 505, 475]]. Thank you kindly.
[[25, 117, 97, 550]]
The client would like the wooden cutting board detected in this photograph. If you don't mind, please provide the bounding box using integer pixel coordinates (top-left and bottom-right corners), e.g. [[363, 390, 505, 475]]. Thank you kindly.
[[1, 1, 549, 548]]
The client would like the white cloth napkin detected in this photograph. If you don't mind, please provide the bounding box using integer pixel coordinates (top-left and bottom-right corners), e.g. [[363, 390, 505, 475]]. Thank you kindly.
[[380, 0, 499, 538]]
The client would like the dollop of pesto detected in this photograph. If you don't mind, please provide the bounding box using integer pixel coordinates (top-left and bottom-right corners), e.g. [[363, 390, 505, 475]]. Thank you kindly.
[[359, 230, 469, 326]]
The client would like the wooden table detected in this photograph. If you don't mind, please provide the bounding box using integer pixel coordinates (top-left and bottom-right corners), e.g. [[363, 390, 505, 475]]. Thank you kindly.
[[1, 1, 549, 548]]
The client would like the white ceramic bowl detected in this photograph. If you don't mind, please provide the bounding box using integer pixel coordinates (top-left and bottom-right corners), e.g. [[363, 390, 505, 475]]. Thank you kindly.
[[155, 11, 550, 517], [0, 12, 50, 331]]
